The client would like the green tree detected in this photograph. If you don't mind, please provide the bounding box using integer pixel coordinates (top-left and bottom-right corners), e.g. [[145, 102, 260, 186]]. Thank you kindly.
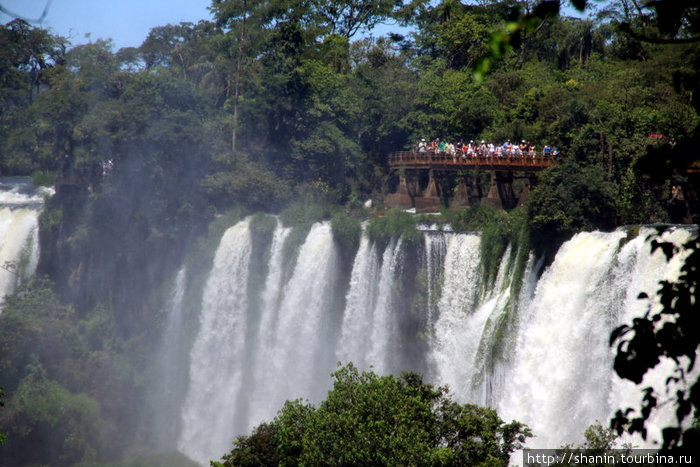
[[210, 0, 270, 153], [0, 279, 106, 464], [348, 37, 416, 192], [0, 359, 101, 465], [317, 0, 404, 38], [435, 9, 492, 70], [527, 158, 618, 259], [216, 364, 531, 466], [0, 20, 67, 173], [219, 422, 280, 467], [554, 424, 632, 466], [0, 19, 65, 109]]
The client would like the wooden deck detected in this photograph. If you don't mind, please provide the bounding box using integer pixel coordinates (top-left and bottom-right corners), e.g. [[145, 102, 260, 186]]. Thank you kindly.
[[388, 151, 556, 171]]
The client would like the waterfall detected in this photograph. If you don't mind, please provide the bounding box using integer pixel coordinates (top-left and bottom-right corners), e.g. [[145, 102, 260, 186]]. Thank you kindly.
[[266, 221, 340, 407], [0, 180, 49, 311], [173, 223, 696, 464], [429, 233, 482, 399], [336, 237, 407, 374], [246, 221, 291, 429], [179, 218, 253, 463], [153, 267, 188, 450], [365, 238, 403, 374], [177, 220, 341, 464], [499, 231, 628, 446], [424, 232, 447, 326], [609, 227, 697, 445], [499, 228, 694, 447], [160, 267, 187, 387], [470, 244, 516, 406], [336, 235, 380, 369]]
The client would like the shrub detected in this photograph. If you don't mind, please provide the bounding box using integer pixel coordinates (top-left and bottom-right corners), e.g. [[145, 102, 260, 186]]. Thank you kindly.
[[330, 211, 362, 261], [215, 364, 532, 466], [366, 209, 419, 249], [30, 170, 56, 187]]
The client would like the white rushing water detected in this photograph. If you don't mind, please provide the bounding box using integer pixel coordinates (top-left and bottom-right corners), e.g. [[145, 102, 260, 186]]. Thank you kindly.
[[336, 234, 380, 369], [607, 227, 697, 446], [429, 233, 482, 397], [178, 220, 342, 464], [179, 219, 253, 463], [153, 267, 188, 450], [0, 180, 49, 311], [424, 232, 447, 327], [172, 220, 696, 464], [264, 221, 339, 419], [365, 238, 403, 374], [246, 221, 291, 428], [499, 231, 628, 446]]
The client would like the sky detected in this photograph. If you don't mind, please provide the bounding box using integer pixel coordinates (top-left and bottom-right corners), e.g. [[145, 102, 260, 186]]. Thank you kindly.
[[1, 0, 590, 52], [0, 0, 414, 51], [0, 0, 214, 50]]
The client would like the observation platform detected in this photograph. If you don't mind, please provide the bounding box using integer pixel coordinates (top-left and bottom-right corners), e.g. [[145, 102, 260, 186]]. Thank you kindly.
[[386, 151, 556, 212], [388, 151, 555, 171]]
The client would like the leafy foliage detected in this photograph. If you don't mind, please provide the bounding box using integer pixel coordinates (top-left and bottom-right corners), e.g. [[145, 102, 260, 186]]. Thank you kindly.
[[0, 0, 699, 463], [528, 158, 618, 260], [554, 424, 633, 466], [367, 208, 420, 247], [610, 227, 700, 449], [215, 363, 531, 466], [330, 210, 362, 261], [0, 278, 148, 464]]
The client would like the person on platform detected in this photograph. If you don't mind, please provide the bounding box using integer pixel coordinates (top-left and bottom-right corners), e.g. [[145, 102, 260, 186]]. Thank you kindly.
[[502, 140, 511, 156], [519, 139, 527, 155]]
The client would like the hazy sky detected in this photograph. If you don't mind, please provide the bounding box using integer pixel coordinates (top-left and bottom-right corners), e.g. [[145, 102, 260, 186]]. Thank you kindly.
[[0, 0, 213, 50]]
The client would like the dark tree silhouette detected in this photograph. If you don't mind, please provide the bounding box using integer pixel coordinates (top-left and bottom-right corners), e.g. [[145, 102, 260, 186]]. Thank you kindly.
[[610, 226, 699, 449]]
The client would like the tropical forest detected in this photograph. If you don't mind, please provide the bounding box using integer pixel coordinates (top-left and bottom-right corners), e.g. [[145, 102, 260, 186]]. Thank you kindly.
[[0, 0, 698, 465]]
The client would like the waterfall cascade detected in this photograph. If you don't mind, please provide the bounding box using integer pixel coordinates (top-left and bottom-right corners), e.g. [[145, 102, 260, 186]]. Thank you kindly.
[[0, 179, 49, 311], [170, 218, 695, 464]]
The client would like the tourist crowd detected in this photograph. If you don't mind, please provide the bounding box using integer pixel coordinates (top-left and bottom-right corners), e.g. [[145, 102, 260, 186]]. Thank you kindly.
[[416, 138, 558, 157]]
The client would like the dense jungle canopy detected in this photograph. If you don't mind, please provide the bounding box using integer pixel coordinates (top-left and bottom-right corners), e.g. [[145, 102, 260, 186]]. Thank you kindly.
[[2, 0, 698, 218], [0, 0, 699, 465], [1, 0, 698, 256]]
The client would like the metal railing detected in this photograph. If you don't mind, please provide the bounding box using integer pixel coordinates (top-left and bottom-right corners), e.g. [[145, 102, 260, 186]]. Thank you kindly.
[[388, 151, 556, 170]]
